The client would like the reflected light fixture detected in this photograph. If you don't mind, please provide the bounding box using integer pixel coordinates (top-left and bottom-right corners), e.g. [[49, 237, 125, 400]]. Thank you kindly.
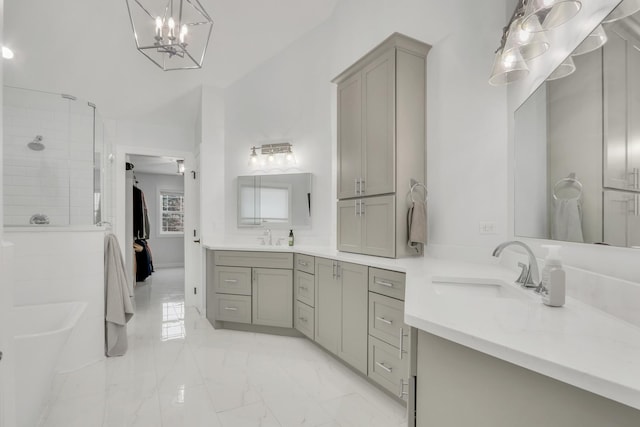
[[603, 0, 640, 23], [248, 142, 296, 167], [489, 0, 582, 86], [546, 56, 576, 80], [572, 25, 607, 56], [176, 159, 185, 174], [125, 0, 214, 71]]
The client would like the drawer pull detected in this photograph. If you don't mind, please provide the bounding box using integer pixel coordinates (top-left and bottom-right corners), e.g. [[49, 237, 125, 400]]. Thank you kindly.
[[224, 279, 238, 283], [399, 379, 409, 399], [298, 260, 308, 267], [223, 307, 238, 311], [299, 286, 309, 292], [376, 316, 393, 325], [375, 280, 394, 288], [299, 316, 308, 322], [376, 362, 393, 373]]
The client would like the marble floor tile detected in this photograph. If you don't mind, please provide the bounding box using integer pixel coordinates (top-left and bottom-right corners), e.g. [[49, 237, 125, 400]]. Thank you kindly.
[[39, 267, 407, 427]]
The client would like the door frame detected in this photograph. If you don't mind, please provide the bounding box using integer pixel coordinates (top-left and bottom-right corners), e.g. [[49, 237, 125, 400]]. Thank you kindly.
[[115, 146, 202, 310]]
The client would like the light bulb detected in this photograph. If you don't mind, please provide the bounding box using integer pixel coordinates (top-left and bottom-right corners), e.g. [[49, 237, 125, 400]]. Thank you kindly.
[[2, 46, 14, 59], [179, 25, 188, 44], [503, 52, 517, 67], [168, 17, 175, 38], [286, 153, 293, 162], [518, 28, 533, 43], [268, 153, 275, 163], [155, 17, 163, 38]]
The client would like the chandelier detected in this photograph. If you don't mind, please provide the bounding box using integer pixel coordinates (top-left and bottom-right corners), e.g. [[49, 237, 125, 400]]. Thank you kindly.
[[125, 0, 214, 71]]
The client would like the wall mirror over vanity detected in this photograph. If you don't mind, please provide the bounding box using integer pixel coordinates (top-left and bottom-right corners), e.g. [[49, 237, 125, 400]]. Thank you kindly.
[[514, 2, 640, 249], [237, 173, 312, 228]]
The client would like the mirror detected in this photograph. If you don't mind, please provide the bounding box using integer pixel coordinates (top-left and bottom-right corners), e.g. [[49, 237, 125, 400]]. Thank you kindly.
[[515, 10, 640, 248], [237, 173, 312, 228]]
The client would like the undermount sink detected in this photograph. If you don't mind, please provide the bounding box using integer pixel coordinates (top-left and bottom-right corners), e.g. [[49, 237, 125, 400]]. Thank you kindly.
[[431, 276, 532, 300]]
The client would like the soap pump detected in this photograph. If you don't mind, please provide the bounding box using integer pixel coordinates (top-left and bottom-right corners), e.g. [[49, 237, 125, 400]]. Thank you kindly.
[[540, 245, 565, 307]]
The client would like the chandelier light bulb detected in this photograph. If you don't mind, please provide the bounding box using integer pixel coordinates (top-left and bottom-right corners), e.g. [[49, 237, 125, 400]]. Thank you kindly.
[[180, 25, 188, 44], [155, 17, 163, 38], [168, 17, 175, 38]]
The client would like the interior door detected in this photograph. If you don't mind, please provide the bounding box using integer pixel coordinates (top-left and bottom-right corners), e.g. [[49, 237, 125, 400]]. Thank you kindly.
[[184, 154, 202, 310]]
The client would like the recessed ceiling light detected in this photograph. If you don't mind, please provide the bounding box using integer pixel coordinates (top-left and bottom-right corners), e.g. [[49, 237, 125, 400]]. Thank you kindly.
[[2, 46, 14, 59]]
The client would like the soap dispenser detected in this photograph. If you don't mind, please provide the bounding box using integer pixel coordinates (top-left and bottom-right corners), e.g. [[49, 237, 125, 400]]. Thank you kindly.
[[540, 245, 565, 307]]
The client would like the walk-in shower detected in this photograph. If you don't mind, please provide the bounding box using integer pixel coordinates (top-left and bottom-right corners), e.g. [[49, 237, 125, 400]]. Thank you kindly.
[[2, 86, 110, 226]]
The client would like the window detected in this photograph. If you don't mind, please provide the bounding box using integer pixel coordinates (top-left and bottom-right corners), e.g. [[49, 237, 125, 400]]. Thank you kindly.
[[160, 191, 184, 234]]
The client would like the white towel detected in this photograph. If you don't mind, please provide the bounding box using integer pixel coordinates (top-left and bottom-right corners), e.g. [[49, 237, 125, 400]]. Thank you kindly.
[[104, 234, 134, 357], [552, 198, 584, 243], [407, 201, 427, 254]]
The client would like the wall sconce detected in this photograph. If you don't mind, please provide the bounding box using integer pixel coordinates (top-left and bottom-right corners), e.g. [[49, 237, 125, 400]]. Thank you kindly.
[[248, 142, 296, 167], [489, 0, 582, 86], [176, 159, 185, 174]]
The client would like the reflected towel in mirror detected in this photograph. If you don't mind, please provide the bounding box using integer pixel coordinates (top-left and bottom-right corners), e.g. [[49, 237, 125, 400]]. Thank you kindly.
[[552, 198, 584, 243]]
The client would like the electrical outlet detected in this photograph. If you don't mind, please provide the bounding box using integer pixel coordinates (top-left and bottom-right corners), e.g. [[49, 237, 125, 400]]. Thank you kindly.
[[479, 221, 497, 235]]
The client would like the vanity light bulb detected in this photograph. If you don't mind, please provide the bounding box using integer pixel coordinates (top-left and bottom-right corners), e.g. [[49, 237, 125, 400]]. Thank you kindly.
[[268, 154, 275, 163], [518, 28, 533, 43]]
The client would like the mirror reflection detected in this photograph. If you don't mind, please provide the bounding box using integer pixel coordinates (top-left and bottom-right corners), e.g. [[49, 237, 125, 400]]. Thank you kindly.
[[515, 10, 640, 248], [237, 173, 312, 228]]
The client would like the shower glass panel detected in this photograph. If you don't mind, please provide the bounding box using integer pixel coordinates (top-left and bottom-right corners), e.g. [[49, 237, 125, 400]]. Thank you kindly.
[[2, 86, 104, 227]]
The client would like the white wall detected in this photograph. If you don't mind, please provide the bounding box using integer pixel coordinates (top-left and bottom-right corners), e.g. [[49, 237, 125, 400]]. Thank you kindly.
[[134, 172, 185, 268], [221, 0, 510, 248]]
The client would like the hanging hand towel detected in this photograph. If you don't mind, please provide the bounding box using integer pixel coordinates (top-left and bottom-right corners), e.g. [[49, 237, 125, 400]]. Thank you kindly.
[[105, 233, 134, 357], [552, 198, 584, 243], [407, 201, 427, 254]]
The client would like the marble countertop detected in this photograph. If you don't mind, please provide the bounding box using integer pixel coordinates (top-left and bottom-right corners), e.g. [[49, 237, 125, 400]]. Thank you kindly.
[[204, 243, 640, 410]]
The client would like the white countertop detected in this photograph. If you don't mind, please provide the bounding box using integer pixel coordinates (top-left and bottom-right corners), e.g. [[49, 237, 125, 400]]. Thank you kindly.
[[204, 243, 640, 410]]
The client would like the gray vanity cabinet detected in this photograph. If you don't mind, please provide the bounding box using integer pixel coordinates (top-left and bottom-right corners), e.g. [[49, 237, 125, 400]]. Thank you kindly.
[[338, 195, 396, 258], [252, 268, 293, 328], [314, 258, 369, 374], [208, 251, 293, 328], [333, 33, 430, 259], [294, 253, 316, 340]]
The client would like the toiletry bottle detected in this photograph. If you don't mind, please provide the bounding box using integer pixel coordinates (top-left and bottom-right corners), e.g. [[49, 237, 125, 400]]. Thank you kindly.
[[288, 229, 294, 246], [540, 245, 565, 307]]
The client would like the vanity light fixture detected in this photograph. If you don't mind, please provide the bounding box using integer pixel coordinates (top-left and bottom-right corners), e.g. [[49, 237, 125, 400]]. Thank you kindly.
[[603, 0, 640, 23], [125, 0, 214, 71], [176, 159, 185, 174], [546, 55, 576, 80], [489, 0, 582, 86], [248, 142, 296, 167]]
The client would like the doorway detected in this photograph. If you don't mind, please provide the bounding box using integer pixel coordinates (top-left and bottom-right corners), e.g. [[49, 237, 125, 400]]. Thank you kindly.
[[114, 147, 202, 312]]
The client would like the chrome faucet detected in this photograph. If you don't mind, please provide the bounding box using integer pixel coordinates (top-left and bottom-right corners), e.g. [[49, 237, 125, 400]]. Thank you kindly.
[[492, 240, 542, 291], [263, 228, 272, 246]]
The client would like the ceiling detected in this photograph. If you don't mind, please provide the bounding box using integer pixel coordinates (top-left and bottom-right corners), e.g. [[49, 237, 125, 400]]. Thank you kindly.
[[2, 0, 339, 127]]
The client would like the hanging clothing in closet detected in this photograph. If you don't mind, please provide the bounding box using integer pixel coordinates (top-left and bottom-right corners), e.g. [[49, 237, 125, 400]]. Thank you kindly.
[[133, 185, 150, 239], [134, 239, 154, 282]]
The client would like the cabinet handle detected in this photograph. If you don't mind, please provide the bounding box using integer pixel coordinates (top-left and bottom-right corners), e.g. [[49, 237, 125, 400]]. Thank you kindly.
[[224, 279, 238, 283], [360, 179, 365, 195], [224, 307, 238, 311], [360, 201, 365, 215], [299, 286, 308, 292], [375, 279, 394, 288], [355, 178, 360, 196], [376, 361, 393, 373], [399, 327, 407, 360], [332, 262, 336, 279], [376, 316, 393, 325], [398, 379, 409, 399], [336, 263, 341, 279], [299, 316, 308, 323], [298, 260, 308, 267]]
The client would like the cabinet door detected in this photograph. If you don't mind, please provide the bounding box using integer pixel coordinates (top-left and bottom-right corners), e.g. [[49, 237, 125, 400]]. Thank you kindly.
[[361, 195, 395, 258], [337, 261, 368, 374], [362, 50, 395, 197], [337, 199, 362, 253], [252, 268, 293, 328], [337, 72, 363, 199], [314, 258, 340, 354]]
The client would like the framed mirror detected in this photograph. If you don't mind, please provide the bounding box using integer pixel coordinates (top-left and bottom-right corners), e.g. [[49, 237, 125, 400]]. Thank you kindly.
[[237, 173, 312, 228], [514, 8, 640, 248]]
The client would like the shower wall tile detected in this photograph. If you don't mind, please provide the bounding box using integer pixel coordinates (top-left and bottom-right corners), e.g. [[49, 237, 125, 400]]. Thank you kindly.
[[3, 99, 94, 226]]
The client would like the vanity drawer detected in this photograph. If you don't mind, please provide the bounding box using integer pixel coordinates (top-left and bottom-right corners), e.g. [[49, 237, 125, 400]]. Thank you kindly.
[[294, 270, 315, 307], [214, 294, 251, 324], [369, 267, 405, 300], [294, 253, 315, 274], [214, 251, 293, 269], [294, 300, 315, 340], [369, 292, 409, 352], [368, 335, 408, 397], [214, 266, 252, 295]]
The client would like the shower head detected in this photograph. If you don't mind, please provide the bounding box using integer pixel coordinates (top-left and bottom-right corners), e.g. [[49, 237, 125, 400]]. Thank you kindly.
[[27, 135, 45, 151]]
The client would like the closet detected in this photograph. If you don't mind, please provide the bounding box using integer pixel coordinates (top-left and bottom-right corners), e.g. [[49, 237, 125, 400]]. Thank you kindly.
[[128, 162, 154, 282]]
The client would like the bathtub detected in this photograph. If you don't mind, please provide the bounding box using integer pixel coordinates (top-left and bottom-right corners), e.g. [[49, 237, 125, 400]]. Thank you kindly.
[[13, 301, 87, 427]]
